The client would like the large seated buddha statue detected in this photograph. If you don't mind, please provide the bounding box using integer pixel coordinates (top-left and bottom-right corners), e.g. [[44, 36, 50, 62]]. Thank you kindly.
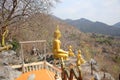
[[53, 26, 69, 60]]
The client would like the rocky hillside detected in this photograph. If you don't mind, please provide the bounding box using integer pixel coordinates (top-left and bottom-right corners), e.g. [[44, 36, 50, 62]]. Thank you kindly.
[[7, 13, 120, 79]]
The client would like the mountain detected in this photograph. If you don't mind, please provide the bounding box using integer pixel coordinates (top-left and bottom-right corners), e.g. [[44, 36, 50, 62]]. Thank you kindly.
[[113, 22, 120, 28], [64, 18, 120, 36]]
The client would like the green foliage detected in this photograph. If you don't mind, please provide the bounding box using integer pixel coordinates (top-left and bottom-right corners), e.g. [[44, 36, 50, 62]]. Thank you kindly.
[[68, 33, 76, 39], [113, 65, 120, 75], [101, 65, 108, 72], [90, 49, 98, 56], [83, 47, 92, 60], [93, 34, 114, 45], [10, 39, 20, 51], [95, 37, 112, 45], [112, 56, 120, 63]]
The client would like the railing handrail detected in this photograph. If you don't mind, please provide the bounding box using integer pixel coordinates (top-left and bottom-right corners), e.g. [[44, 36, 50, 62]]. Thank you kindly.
[[19, 40, 46, 44], [46, 62, 61, 73], [11, 65, 22, 69], [11, 61, 44, 68], [24, 62, 44, 67], [11, 61, 61, 73]]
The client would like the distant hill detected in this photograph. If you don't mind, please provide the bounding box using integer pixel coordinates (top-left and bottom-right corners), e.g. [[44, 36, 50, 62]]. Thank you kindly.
[[64, 18, 120, 36], [113, 22, 120, 28]]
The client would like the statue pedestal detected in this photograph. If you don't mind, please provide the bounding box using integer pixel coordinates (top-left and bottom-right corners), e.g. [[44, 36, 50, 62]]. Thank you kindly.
[[54, 53, 68, 60]]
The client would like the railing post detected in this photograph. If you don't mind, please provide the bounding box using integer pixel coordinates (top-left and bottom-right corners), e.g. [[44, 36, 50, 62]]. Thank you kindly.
[[35, 65, 37, 70], [78, 70, 82, 80], [32, 65, 35, 71], [78, 66, 82, 80], [103, 72, 106, 78], [69, 69, 73, 80], [29, 66, 32, 71], [38, 65, 40, 70], [26, 67, 28, 72], [91, 62, 93, 75], [44, 42, 46, 60], [21, 43, 25, 73], [63, 70, 67, 80], [61, 67, 67, 80], [44, 61, 46, 69], [22, 62, 25, 73], [119, 73, 120, 80]]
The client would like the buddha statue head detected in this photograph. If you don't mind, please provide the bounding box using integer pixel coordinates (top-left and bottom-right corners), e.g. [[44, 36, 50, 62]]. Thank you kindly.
[[78, 50, 81, 54], [69, 45, 72, 49], [77, 50, 82, 57], [54, 25, 61, 39]]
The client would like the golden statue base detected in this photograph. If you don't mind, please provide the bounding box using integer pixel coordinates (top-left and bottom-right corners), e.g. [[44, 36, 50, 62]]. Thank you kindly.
[[0, 44, 13, 52], [54, 53, 68, 60]]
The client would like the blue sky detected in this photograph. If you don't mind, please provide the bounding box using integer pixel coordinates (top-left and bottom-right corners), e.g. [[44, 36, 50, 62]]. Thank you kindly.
[[52, 0, 120, 25]]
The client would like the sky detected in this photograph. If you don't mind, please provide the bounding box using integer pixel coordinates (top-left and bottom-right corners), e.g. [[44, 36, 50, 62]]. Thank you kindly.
[[52, 0, 120, 25]]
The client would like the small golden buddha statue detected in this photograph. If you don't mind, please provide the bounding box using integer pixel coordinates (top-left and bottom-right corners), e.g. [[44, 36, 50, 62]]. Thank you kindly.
[[68, 45, 75, 57], [53, 25, 68, 60], [76, 50, 86, 66], [1, 26, 9, 47], [0, 26, 13, 52]]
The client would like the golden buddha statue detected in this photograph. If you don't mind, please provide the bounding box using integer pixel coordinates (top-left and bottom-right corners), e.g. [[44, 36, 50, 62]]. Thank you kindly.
[[1, 26, 9, 47], [0, 26, 13, 52], [76, 50, 86, 66], [68, 45, 75, 57], [53, 25, 68, 60]]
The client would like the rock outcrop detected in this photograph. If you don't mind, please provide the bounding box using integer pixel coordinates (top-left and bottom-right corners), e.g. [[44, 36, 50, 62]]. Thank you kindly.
[[0, 50, 21, 65], [0, 66, 21, 80]]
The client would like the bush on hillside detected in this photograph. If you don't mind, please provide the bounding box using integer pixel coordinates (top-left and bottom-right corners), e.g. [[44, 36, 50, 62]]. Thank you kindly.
[[10, 39, 20, 51], [95, 37, 112, 45]]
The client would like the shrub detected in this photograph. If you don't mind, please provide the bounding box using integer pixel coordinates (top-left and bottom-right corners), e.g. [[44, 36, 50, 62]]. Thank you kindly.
[[95, 37, 112, 45], [112, 56, 120, 63], [10, 39, 20, 51]]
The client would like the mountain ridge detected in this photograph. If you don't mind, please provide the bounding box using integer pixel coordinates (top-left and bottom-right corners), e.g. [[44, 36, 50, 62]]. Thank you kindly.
[[113, 22, 120, 28], [64, 18, 120, 36]]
